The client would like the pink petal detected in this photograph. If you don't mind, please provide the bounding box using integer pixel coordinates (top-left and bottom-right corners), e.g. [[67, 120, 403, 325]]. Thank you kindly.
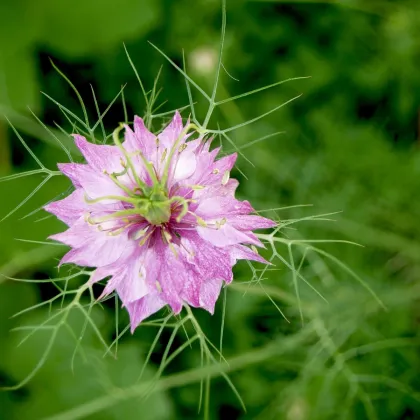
[[73, 135, 123, 173], [199, 278, 223, 313], [187, 148, 220, 185], [44, 189, 86, 226], [125, 117, 156, 156], [90, 250, 149, 304], [157, 110, 184, 149], [195, 197, 254, 218], [228, 215, 277, 231], [149, 239, 185, 313], [231, 244, 269, 265], [193, 179, 239, 201], [180, 231, 234, 282], [197, 223, 261, 247], [126, 293, 167, 333], [58, 163, 124, 201], [211, 153, 237, 175], [172, 147, 197, 182], [52, 218, 131, 267]]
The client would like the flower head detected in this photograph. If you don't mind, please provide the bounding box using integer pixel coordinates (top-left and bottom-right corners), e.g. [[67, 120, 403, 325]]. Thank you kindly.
[[45, 112, 276, 331]]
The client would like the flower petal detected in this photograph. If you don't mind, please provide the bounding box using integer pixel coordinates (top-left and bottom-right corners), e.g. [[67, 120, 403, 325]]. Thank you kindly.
[[58, 163, 123, 201], [52, 218, 131, 267], [126, 293, 167, 333], [199, 278, 223, 313], [231, 244, 269, 265], [172, 147, 197, 182], [157, 110, 184, 149], [90, 250, 149, 304], [44, 189, 86, 226], [197, 223, 261, 247], [73, 135, 123, 173], [228, 215, 277, 231], [195, 197, 254, 219]]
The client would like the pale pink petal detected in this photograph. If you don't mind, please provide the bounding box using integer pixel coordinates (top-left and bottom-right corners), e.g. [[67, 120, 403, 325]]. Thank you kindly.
[[58, 163, 123, 201], [197, 223, 261, 247], [199, 278, 223, 313], [149, 238, 185, 313], [51, 219, 131, 267], [180, 231, 234, 282], [231, 244, 269, 265], [157, 110, 184, 149], [228, 215, 277, 231], [124, 117, 155, 156], [211, 153, 237, 174], [44, 189, 86, 226], [192, 179, 239, 202], [195, 197, 254, 219], [73, 135, 123, 173], [187, 148, 220, 185], [126, 293, 167, 333], [90, 251, 149, 304], [172, 147, 197, 182]]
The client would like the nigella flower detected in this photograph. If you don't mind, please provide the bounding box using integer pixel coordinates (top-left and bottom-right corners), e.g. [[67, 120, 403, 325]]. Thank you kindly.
[[45, 112, 276, 331]]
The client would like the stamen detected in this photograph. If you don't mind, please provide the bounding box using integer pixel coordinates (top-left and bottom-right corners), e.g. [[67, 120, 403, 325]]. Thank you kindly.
[[139, 228, 154, 246], [133, 226, 149, 240], [131, 149, 159, 184], [196, 216, 207, 227], [215, 217, 227, 229], [161, 148, 168, 163], [87, 208, 144, 225], [162, 229, 172, 244], [84, 194, 139, 206], [190, 185, 205, 190], [111, 160, 129, 177], [222, 170, 230, 185], [106, 226, 127, 236], [109, 173, 138, 197], [169, 242, 178, 258], [169, 195, 191, 223]]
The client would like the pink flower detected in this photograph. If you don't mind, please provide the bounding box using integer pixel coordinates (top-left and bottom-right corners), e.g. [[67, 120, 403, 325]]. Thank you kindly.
[[45, 112, 276, 331]]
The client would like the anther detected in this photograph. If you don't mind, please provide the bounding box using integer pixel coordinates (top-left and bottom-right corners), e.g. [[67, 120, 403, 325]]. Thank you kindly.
[[196, 216, 207, 227], [222, 171, 230, 185], [161, 148, 168, 163]]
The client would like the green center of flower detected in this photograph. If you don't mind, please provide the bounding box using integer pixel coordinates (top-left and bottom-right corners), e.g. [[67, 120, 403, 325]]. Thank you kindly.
[[135, 185, 171, 225]]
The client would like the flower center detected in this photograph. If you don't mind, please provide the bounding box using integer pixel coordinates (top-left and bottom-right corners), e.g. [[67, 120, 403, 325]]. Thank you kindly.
[[134, 185, 171, 226]]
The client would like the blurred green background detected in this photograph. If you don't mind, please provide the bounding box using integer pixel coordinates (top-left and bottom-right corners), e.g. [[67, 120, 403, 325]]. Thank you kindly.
[[1, 0, 420, 419]]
